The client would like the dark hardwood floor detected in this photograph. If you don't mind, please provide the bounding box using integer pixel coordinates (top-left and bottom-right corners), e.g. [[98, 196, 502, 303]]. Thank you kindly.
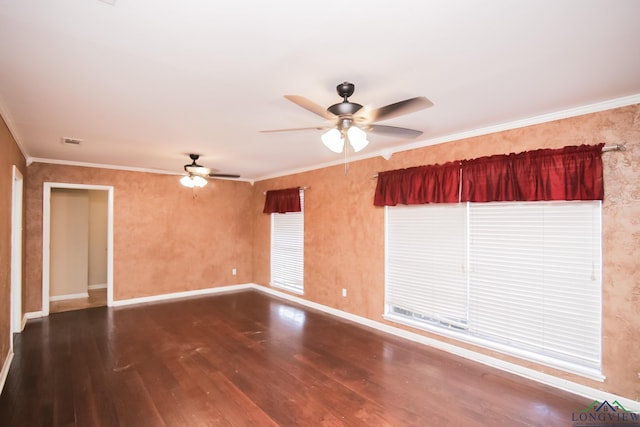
[[0, 290, 590, 426]]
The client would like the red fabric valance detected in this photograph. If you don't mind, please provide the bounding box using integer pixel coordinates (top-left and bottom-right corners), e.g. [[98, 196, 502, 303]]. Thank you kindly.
[[373, 162, 461, 206], [461, 144, 604, 202], [263, 187, 301, 214], [374, 144, 604, 206]]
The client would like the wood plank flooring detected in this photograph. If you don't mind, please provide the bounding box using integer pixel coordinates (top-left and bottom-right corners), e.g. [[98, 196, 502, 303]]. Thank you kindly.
[[0, 290, 591, 426]]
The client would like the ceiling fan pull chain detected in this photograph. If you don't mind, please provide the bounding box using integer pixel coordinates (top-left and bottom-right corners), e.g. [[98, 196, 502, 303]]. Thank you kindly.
[[344, 138, 350, 175]]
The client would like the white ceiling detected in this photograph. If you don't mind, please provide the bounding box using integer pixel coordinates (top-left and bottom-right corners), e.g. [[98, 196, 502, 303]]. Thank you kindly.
[[1, 0, 639, 181]]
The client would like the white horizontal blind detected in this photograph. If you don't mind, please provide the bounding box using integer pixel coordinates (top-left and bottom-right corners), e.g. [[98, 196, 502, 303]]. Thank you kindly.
[[385, 200, 602, 374], [270, 190, 304, 293], [468, 201, 602, 369], [386, 204, 468, 328]]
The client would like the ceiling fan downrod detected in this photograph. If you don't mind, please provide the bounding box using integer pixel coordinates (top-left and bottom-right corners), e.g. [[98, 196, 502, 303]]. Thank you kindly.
[[337, 81, 355, 100], [327, 82, 363, 117]]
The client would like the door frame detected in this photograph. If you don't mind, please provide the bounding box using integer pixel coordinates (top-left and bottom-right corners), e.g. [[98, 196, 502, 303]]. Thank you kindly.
[[10, 166, 23, 341], [42, 183, 114, 316]]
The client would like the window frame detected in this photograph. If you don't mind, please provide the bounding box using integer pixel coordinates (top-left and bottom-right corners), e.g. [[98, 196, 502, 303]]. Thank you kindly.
[[383, 200, 603, 380], [269, 189, 304, 294]]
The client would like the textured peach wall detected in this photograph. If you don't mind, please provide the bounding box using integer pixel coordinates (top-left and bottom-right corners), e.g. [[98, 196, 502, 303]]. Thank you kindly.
[[25, 164, 254, 310], [252, 104, 640, 401], [0, 116, 26, 366]]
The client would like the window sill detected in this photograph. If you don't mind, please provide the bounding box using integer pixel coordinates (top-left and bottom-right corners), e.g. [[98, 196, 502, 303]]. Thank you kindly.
[[383, 313, 605, 382], [270, 282, 304, 295]]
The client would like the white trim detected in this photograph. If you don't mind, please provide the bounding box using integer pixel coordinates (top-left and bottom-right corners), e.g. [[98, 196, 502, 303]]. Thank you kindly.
[[42, 183, 115, 316], [254, 93, 640, 181], [0, 102, 29, 160], [383, 201, 604, 381], [106, 188, 114, 307], [29, 158, 254, 184], [88, 283, 107, 290], [249, 283, 640, 412], [16, 95, 640, 183], [0, 349, 14, 397], [32, 158, 182, 176], [20, 314, 28, 331], [270, 283, 304, 295], [110, 283, 254, 307], [24, 311, 44, 321], [42, 186, 49, 316], [49, 292, 89, 302], [17, 280, 640, 410], [5, 95, 638, 183], [379, 94, 640, 160], [383, 313, 605, 382], [10, 166, 23, 341]]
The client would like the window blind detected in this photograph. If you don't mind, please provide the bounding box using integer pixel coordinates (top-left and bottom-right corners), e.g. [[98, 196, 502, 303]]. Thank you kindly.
[[270, 189, 304, 293], [386, 203, 468, 328], [468, 201, 602, 369], [385, 201, 602, 375]]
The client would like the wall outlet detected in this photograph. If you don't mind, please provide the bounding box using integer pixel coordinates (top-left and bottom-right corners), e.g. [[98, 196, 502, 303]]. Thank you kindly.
[[342, 288, 347, 297], [232, 268, 237, 276]]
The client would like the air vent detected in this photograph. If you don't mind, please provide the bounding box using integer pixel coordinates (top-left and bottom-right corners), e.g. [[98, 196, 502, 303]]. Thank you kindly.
[[61, 137, 82, 145]]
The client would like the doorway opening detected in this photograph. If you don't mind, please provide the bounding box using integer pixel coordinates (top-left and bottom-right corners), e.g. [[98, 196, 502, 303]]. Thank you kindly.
[[42, 183, 114, 316]]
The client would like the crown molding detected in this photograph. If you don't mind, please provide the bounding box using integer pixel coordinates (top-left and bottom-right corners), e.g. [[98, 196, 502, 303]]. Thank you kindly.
[[376, 93, 640, 160], [254, 94, 640, 182]]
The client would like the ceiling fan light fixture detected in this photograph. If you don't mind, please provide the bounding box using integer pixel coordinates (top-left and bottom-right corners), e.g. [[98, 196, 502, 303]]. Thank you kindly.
[[180, 174, 208, 188], [347, 126, 368, 152], [321, 128, 345, 153]]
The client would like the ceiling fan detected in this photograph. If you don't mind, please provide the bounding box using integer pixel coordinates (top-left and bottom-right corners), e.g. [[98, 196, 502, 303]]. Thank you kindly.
[[262, 81, 433, 153], [180, 154, 240, 188]]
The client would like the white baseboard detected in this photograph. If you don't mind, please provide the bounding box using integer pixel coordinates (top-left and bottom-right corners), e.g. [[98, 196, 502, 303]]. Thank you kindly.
[[111, 283, 254, 307], [49, 292, 89, 302], [21, 282, 640, 411], [24, 311, 44, 320], [88, 283, 107, 290], [0, 349, 14, 397], [250, 283, 640, 412]]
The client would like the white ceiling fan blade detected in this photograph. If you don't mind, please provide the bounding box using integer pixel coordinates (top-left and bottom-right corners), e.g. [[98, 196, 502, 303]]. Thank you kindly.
[[284, 95, 336, 120], [367, 124, 423, 138], [366, 96, 433, 123]]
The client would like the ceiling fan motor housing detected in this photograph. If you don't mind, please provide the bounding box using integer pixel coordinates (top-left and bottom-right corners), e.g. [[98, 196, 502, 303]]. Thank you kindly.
[[328, 101, 363, 117], [337, 82, 355, 99], [328, 81, 363, 117]]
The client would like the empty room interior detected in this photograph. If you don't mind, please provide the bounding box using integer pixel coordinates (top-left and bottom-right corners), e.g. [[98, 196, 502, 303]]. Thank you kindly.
[[1, 1, 639, 425]]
